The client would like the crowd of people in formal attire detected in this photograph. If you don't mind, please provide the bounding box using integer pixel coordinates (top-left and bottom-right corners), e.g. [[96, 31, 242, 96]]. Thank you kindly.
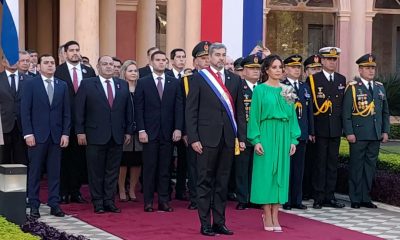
[[0, 38, 390, 236]]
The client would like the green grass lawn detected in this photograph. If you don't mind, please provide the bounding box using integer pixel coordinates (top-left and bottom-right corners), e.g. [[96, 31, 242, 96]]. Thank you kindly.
[[0, 216, 39, 240]]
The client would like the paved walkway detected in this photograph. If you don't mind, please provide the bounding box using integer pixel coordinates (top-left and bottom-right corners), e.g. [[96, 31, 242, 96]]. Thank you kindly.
[[35, 195, 400, 240]]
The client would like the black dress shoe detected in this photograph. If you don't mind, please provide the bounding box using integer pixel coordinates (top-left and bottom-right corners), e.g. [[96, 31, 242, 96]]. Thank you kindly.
[[236, 203, 248, 210], [292, 204, 308, 210], [50, 207, 65, 217], [361, 202, 377, 208], [200, 226, 215, 236], [158, 203, 174, 212], [313, 202, 322, 209], [324, 199, 345, 208], [60, 195, 70, 204], [282, 203, 292, 210], [351, 202, 361, 209], [104, 204, 121, 213], [144, 203, 154, 212], [188, 202, 198, 210], [94, 206, 105, 214], [30, 208, 40, 218], [70, 195, 88, 204], [212, 224, 234, 235]]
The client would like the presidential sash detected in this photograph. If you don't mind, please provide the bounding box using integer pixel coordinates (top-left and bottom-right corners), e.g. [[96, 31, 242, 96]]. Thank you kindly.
[[199, 68, 240, 155]]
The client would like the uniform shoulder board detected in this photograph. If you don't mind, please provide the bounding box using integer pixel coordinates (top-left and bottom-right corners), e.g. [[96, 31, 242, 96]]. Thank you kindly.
[[347, 80, 357, 86], [375, 81, 383, 86]]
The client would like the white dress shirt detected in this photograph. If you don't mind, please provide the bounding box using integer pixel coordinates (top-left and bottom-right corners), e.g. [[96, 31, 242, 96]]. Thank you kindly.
[[245, 79, 257, 91], [323, 69, 334, 82], [210, 66, 225, 84], [287, 77, 299, 90], [172, 68, 184, 79], [99, 76, 115, 98], [41, 75, 54, 90], [360, 77, 373, 91], [67, 62, 83, 86], [152, 72, 166, 89], [5, 70, 19, 91]]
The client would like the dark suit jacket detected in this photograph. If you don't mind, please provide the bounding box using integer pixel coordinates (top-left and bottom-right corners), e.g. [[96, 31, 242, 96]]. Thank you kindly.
[[54, 63, 96, 129], [21, 76, 71, 144], [0, 71, 29, 133], [138, 65, 152, 78], [134, 74, 183, 142], [185, 69, 246, 147], [306, 71, 346, 138], [75, 77, 133, 145], [281, 78, 315, 141]]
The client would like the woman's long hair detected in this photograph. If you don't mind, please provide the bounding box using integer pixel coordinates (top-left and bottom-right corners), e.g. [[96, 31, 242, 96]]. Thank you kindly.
[[260, 54, 283, 83], [120, 60, 138, 81]]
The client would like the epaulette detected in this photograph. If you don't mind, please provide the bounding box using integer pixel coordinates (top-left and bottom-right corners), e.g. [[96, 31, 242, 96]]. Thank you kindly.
[[347, 81, 357, 86], [375, 81, 383, 86]]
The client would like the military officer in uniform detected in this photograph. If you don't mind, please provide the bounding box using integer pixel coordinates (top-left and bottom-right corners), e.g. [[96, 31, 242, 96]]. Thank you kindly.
[[182, 41, 211, 210], [233, 57, 244, 79], [343, 54, 389, 209], [306, 47, 346, 209], [302, 55, 322, 200], [281, 55, 314, 210], [235, 54, 261, 210]]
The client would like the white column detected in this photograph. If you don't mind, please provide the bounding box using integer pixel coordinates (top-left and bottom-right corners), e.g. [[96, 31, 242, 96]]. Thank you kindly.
[[350, 0, 366, 79], [75, 0, 99, 66], [100, 0, 116, 56], [59, 0, 76, 46], [136, 0, 156, 67], [184, 0, 201, 68], [166, 0, 186, 56]]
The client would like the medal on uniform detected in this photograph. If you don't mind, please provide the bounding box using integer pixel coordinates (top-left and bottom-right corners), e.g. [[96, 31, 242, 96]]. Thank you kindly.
[[338, 83, 345, 90]]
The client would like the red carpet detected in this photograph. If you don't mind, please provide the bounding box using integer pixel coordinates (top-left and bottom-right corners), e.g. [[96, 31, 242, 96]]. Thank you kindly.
[[43, 185, 382, 240]]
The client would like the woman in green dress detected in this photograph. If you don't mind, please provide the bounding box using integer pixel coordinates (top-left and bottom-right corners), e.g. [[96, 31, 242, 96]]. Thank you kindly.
[[247, 55, 301, 232]]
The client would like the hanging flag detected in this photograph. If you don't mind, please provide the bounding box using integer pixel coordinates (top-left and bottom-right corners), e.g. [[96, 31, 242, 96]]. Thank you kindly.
[[201, 0, 264, 59], [0, 0, 19, 65]]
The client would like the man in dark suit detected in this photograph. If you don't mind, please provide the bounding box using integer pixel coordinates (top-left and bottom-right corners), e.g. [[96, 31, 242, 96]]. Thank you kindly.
[[17, 51, 35, 77], [306, 47, 346, 209], [21, 54, 70, 218], [135, 51, 183, 212], [186, 43, 246, 236], [343, 54, 390, 209], [281, 55, 314, 210], [234, 54, 260, 211], [138, 47, 159, 77], [55, 40, 96, 204], [75, 55, 133, 214], [0, 56, 29, 165]]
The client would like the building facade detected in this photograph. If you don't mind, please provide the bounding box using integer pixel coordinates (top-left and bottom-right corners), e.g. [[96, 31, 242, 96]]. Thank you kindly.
[[3, 0, 400, 79]]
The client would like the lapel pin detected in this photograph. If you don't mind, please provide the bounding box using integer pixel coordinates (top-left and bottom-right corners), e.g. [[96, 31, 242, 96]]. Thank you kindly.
[[117, 83, 120, 89], [82, 68, 87, 74]]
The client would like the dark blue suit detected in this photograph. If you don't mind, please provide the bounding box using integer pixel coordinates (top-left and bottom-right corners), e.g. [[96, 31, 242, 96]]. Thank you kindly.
[[75, 76, 133, 208], [134, 74, 183, 205], [281, 78, 314, 206], [21, 76, 71, 208]]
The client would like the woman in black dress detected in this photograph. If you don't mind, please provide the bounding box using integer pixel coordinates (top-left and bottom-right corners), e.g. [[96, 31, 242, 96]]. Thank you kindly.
[[118, 60, 143, 201]]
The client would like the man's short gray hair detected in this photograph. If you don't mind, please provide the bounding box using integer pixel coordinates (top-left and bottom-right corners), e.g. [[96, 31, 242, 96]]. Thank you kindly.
[[209, 42, 227, 55]]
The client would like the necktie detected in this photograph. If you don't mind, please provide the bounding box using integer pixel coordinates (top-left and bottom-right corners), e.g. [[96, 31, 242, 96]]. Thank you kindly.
[[368, 81, 373, 96], [253, 84, 256, 90], [105, 80, 114, 107], [217, 72, 224, 84], [10, 74, 17, 94], [329, 74, 333, 82], [72, 67, 79, 93], [178, 73, 182, 79], [156, 77, 163, 99], [45, 79, 54, 104], [294, 81, 299, 92]]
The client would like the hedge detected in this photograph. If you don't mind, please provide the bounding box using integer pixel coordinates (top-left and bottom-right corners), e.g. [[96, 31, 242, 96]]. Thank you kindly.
[[390, 124, 400, 139], [0, 216, 39, 240]]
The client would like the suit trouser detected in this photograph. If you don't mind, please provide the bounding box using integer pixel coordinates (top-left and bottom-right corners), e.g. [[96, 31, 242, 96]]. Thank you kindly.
[[312, 136, 341, 202], [143, 139, 173, 205], [175, 140, 188, 196], [303, 141, 315, 198], [0, 124, 27, 165], [86, 139, 122, 207], [349, 140, 380, 203], [60, 130, 87, 197], [288, 140, 306, 205], [187, 146, 197, 203], [235, 146, 254, 204], [28, 137, 61, 208], [197, 135, 233, 227]]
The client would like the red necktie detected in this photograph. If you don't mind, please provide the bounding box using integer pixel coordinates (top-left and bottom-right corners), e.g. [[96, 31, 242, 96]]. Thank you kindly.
[[217, 72, 224, 84], [72, 67, 79, 93], [105, 80, 114, 107]]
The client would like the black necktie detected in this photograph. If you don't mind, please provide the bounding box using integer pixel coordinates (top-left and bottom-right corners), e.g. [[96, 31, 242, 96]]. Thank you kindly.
[[10, 74, 16, 94], [329, 74, 333, 82], [368, 81, 373, 96], [294, 81, 299, 92], [178, 73, 182, 79]]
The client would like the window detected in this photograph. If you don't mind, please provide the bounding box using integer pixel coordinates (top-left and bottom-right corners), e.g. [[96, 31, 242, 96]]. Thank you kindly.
[[375, 0, 400, 9]]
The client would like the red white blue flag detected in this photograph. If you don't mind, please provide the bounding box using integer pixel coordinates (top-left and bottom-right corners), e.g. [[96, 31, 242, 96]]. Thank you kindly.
[[1, 0, 19, 65]]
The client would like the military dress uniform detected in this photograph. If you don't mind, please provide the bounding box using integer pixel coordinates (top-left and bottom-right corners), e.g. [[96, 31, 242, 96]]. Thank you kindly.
[[307, 47, 346, 208], [234, 54, 261, 210], [343, 54, 390, 209], [302, 55, 322, 200], [281, 55, 315, 210]]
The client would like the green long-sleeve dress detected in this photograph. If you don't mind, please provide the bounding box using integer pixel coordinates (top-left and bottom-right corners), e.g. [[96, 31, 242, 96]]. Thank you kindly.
[[248, 83, 301, 204]]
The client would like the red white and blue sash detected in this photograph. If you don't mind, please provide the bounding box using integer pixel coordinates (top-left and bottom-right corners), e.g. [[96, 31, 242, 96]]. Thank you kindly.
[[198, 68, 237, 136]]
